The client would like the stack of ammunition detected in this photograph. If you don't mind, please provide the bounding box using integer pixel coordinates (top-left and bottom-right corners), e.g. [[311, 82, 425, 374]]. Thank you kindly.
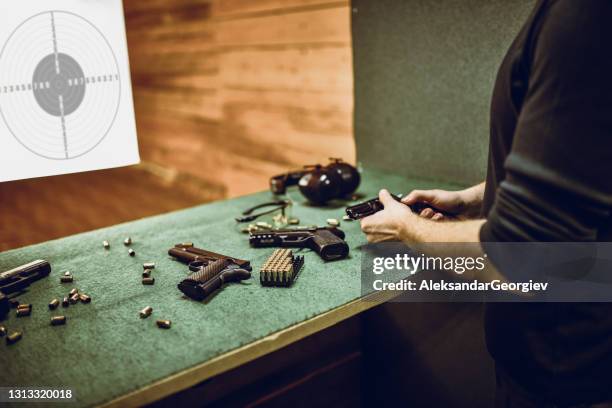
[[260, 249, 304, 287]]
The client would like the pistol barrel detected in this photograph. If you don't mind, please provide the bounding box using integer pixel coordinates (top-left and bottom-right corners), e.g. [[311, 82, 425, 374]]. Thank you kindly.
[[0, 260, 51, 295]]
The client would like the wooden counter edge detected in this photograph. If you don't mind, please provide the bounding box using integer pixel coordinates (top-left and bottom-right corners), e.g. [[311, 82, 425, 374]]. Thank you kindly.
[[99, 290, 397, 408]]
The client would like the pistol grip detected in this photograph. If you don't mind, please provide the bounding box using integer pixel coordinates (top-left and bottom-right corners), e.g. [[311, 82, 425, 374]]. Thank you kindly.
[[311, 230, 349, 261]]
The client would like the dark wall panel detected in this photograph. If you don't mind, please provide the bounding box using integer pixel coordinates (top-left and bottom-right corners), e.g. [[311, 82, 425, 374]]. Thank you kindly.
[[352, 0, 534, 186]]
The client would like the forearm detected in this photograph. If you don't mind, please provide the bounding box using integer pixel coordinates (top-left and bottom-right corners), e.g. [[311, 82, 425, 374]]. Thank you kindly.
[[458, 181, 486, 218], [400, 215, 484, 244], [398, 216, 511, 283]]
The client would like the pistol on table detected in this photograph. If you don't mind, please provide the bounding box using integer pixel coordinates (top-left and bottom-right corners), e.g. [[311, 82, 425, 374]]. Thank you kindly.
[[0, 260, 51, 320], [249, 226, 349, 261], [169, 244, 252, 301]]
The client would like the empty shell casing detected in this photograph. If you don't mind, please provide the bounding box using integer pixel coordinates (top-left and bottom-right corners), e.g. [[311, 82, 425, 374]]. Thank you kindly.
[[124, 237, 132, 246], [143, 263, 155, 270], [62, 297, 70, 308], [69, 288, 78, 297], [156, 320, 171, 329], [128, 249, 136, 257], [17, 304, 31, 311], [142, 270, 151, 278], [288, 218, 300, 225], [49, 299, 60, 310], [326, 218, 340, 227], [103, 241, 110, 249], [176, 242, 193, 248], [6, 331, 22, 345], [69, 294, 79, 304], [51, 316, 67, 326], [61, 276, 74, 283], [140, 306, 153, 319], [16, 308, 31, 317], [142, 277, 155, 285], [0, 326, 6, 337], [79, 294, 91, 304]]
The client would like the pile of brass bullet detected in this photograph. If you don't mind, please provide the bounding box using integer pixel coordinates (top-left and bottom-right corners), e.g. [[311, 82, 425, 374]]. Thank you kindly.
[[60, 288, 92, 309], [260, 249, 304, 287]]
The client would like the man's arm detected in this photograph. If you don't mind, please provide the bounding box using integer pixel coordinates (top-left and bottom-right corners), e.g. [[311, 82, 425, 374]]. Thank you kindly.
[[402, 182, 486, 221], [360, 189, 484, 244], [481, 0, 612, 243]]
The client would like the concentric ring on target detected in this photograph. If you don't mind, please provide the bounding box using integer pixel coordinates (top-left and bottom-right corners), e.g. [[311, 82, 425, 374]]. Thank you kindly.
[[0, 10, 121, 160]]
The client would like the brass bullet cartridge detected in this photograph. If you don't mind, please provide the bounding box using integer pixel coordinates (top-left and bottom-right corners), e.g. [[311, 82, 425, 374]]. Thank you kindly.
[[140, 306, 153, 319], [51, 316, 67, 326], [6, 331, 22, 345], [156, 320, 171, 329], [49, 299, 60, 310]]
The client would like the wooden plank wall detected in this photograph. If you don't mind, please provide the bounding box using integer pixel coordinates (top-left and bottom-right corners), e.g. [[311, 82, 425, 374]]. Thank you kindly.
[[125, 0, 355, 197]]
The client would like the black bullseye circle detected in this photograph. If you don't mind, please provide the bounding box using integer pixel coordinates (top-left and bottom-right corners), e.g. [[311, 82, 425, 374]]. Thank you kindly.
[[32, 53, 86, 117]]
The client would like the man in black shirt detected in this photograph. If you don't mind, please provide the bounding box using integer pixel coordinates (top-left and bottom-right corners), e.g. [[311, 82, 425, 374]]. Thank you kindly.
[[360, 0, 612, 406]]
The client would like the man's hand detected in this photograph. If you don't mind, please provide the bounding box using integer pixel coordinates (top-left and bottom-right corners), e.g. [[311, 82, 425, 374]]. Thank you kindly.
[[360, 189, 416, 243], [402, 182, 485, 221]]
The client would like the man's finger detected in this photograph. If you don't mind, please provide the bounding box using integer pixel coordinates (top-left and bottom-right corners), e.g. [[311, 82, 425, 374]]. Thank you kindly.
[[432, 213, 445, 221], [360, 218, 371, 232], [402, 190, 435, 205], [420, 208, 434, 218], [379, 189, 395, 206]]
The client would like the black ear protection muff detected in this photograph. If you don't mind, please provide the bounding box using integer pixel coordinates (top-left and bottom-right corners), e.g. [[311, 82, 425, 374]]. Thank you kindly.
[[269, 158, 360, 204]]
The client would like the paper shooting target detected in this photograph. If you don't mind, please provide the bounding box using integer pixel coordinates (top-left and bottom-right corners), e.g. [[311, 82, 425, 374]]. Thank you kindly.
[[0, 11, 121, 160]]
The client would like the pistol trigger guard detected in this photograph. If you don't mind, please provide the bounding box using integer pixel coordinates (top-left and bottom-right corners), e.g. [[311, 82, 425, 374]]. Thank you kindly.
[[188, 260, 207, 272]]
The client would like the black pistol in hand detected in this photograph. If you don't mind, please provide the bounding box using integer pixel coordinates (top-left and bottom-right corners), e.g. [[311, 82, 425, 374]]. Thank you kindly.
[[249, 226, 349, 261], [345, 194, 449, 220], [1, 260, 52, 320], [169, 245, 252, 301]]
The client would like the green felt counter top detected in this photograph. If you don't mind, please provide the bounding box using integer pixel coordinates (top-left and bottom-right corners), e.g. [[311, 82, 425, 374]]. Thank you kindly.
[[0, 169, 459, 407]]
